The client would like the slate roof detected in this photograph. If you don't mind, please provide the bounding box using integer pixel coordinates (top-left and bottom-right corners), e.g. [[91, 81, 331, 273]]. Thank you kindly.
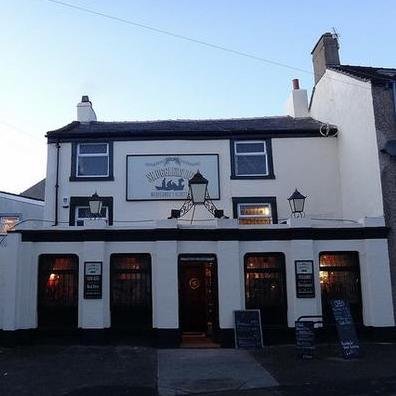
[[47, 116, 337, 141], [330, 65, 396, 84], [20, 179, 46, 201]]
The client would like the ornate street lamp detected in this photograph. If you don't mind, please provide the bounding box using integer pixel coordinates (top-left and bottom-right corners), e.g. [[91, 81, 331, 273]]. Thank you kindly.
[[88, 192, 103, 218], [288, 189, 307, 217], [169, 171, 227, 220]]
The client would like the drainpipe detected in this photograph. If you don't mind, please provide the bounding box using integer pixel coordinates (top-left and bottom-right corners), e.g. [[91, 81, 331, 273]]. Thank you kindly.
[[54, 142, 60, 226]]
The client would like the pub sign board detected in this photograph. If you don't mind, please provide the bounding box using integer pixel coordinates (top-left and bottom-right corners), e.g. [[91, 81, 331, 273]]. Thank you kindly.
[[234, 310, 263, 350], [84, 262, 102, 299], [126, 154, 220, 201], [295, 260, 315, 298], [330, 299, 361, 359]]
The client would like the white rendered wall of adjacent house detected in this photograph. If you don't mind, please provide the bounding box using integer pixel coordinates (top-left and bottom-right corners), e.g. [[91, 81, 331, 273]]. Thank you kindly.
[[0, 193, 44, 223], [310, 69, 384, 219], [0, 220, 394, 331], [44, 137, 342, 224]]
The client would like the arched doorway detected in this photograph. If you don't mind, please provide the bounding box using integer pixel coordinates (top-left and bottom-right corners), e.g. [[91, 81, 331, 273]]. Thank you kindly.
[[110, 254, 152, 332], [244, 253, 287, 328], [37, 255, 79, 329], [319, 252, 363, 324]]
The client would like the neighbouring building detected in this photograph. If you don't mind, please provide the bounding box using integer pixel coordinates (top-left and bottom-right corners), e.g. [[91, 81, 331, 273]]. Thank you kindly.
[[0, 186, 44, 235], [0, 36, 395, 347], [310, 32, 396, 323]]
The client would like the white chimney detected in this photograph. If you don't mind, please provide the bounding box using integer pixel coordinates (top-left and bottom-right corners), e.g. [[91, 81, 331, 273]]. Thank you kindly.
[[285, 79, 309, 118], [77, 95, 97, 123]]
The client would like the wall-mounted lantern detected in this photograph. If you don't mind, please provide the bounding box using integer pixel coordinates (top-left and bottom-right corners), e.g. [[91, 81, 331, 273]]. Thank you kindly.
[[88, 192, 103, 218], [169, 171, 227, 221], [287, 189, 307, 217]]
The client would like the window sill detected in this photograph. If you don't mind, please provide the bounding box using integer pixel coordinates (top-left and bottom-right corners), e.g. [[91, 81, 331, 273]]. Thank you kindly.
[[69, 176, 114, 182], [230, 174, 275, 180]]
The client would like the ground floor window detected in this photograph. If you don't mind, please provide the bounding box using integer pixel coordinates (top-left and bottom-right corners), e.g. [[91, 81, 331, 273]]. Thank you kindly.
[[319, 252, 363, 324], [37, 255, 79, 328], [110, 254, 152, 330], [244, 253, 287, 327]]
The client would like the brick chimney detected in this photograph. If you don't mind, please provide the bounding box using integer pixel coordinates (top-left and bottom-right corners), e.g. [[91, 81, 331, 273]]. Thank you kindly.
[[77, 95, 97, 123], [311, 32, 340, 84]]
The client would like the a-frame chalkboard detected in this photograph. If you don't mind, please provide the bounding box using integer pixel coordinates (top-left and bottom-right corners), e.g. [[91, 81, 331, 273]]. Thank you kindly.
[[331, 299, 361, 359], [234, 310, 263, 349]]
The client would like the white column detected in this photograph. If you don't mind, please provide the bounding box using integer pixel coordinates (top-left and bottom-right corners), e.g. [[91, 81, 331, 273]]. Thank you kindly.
[[287, 239, 320, 327], [217, 240, 242, 329], [361, 238, 395, 326], [1, 233, 21, 330], [153, 241, 178, 329], [80, 241, 106, 328]]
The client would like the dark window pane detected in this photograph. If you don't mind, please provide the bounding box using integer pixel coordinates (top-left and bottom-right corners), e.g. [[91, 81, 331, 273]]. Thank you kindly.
[[320, 253, 359, 268], [236, 142, 265, 153], [79, 143, 108, 154], [236, 155, 267, 175], [77, 207, 107, 219], [78, 156, 108, 176], [245, 255, 282, 270]]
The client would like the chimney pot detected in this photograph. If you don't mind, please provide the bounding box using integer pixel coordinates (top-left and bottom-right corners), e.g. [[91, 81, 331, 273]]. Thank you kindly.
[[292, 79, 300, 90], [81, 95, 90, 103]]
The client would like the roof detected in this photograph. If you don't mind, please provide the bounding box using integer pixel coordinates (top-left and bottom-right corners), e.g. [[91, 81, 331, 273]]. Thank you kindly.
[[0, 190, 44, 204], [330, 65, 396, 84], [20, 179, 46, 201], [46, 116, 337, 142]]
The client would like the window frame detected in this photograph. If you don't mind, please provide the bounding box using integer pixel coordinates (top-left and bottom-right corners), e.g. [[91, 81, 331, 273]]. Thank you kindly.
[[75, 205, 109, 226], [70, 141, 114, 181], [69, 196, 113, 226], [232, 196, 278, 224], [0, 214, 20, 233], [230, 139, 275, 179]]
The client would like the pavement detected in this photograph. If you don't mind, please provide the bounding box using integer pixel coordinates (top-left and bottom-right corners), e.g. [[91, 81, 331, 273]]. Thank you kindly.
[[158, 349, 277, 395], [1, 342, 396, 395]]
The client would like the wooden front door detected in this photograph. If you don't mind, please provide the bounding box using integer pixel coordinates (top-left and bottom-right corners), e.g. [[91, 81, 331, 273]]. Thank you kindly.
[[179, 263, 206, 332]]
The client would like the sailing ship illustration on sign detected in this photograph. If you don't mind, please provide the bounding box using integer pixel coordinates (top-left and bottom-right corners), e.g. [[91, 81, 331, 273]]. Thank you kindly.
[[155, 178, 185, 191]]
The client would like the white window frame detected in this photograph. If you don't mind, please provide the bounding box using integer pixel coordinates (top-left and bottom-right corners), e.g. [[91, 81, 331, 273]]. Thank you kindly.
[[234, 140, 269, 177], [76, 143, 110, 178], [237, 202, 273, 224], [0, 215, 20, 233], [75, 206, 108, 225]]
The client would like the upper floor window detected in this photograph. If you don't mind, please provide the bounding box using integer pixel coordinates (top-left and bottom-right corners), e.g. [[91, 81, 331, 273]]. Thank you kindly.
[[0, 215, 20, 233], [70, 142, 114, 181], [69, 196, 113, 225], [232, 197, 278, 224], [77, 143, 109, 177], [231, 140, 274, 179]]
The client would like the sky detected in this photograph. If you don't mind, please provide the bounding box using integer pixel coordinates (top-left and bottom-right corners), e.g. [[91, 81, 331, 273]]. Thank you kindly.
[[1, 0, 396, 194]]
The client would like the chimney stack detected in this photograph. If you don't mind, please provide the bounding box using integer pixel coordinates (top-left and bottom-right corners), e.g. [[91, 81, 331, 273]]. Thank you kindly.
[[77, 95, 97, 123], [285, 79, 309, 118], [311, 32, 340, 84]]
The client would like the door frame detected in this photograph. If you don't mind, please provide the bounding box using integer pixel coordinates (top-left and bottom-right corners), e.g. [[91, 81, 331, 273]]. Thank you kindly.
[[243, 252, 288, 327], [177, 254, 219, 336], [37, 254, 79, 329]]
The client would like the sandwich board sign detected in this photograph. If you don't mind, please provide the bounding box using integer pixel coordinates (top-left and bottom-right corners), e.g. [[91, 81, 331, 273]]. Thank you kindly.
[[234, 310, 263, 349]]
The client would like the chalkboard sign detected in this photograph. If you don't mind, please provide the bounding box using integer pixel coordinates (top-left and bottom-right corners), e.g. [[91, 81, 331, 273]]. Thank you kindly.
[[331, 299, 360, 359], [295, 321, 315, 358], [84, 262, 102, 299], [295, 260, 315, 298], [234, 310, 263, 349]]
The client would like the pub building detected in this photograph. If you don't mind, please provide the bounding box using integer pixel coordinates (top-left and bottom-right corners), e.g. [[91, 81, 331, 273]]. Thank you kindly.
[[0, 87, 394, 347]]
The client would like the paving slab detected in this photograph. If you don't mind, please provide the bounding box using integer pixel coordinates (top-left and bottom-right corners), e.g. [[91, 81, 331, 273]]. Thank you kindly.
[[158, 349, 278, 395]]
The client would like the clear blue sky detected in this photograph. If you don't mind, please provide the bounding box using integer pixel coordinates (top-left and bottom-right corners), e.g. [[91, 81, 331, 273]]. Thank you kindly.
[[1, 0, 395, 193]]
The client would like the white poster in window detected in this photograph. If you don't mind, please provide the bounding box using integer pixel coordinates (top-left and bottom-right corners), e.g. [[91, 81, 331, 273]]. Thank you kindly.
[[127, 154, 220, 201]]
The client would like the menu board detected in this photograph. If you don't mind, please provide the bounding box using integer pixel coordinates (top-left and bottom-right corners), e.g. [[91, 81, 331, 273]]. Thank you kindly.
[[295, 260, 315, 298], [84, 262, 102, 299], [295, 321, 315, 359], [331, 299, 360, 359], [234, 310, 263, 350]]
